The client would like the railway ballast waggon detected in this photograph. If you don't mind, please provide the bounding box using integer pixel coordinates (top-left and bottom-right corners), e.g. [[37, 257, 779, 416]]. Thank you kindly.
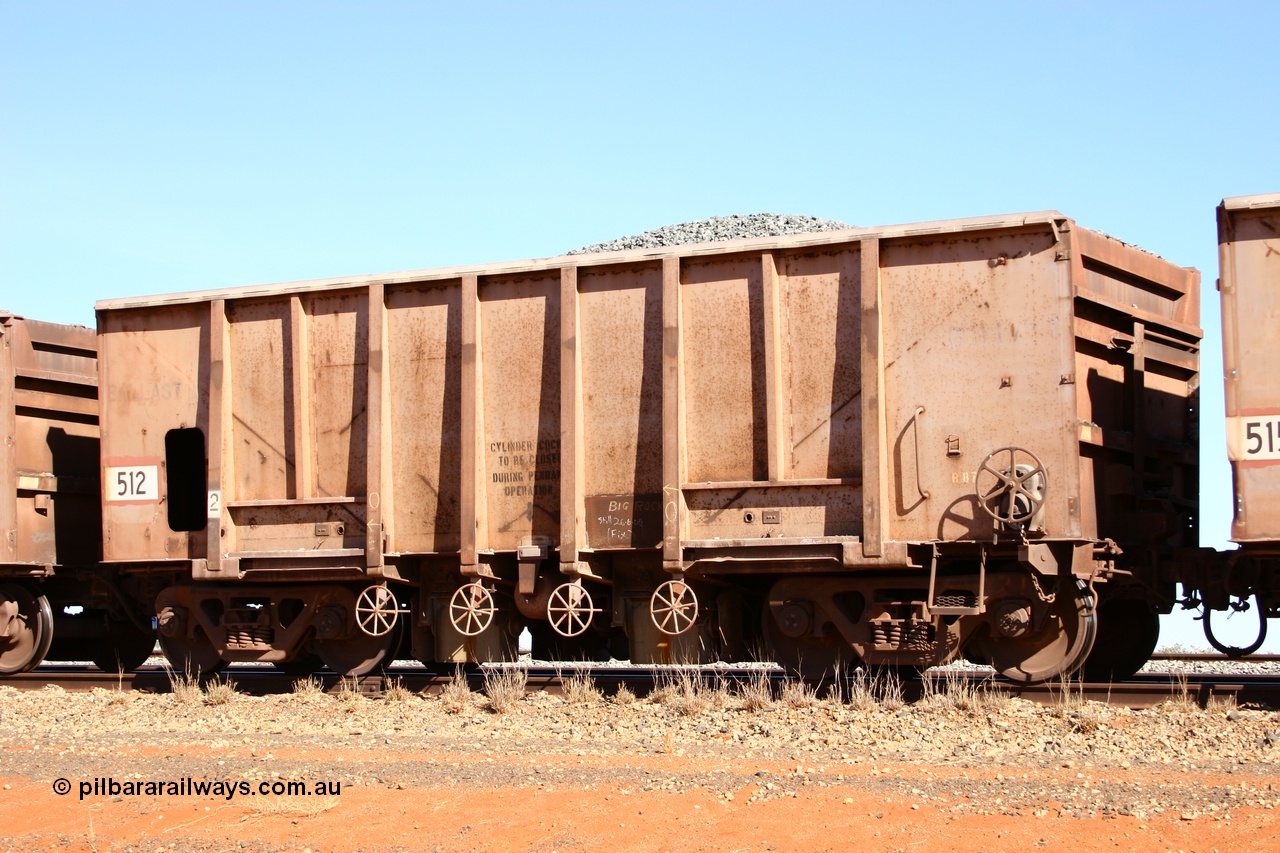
[[1200, 193, 1280, 655], [10, 201, 1280, 684], [0, 312, 155, 674], [87, 210, 1203, 682]]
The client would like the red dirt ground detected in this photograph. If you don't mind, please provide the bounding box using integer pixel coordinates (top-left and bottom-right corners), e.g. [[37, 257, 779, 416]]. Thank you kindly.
[[1, 754, 1271, 853]]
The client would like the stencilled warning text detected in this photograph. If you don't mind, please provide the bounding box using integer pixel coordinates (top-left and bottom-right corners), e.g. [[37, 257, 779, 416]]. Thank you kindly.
[[489, 439, 560, 498]]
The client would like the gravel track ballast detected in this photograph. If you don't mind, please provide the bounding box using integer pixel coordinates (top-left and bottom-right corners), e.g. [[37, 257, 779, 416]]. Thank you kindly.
[[569, 213, 852, 255]]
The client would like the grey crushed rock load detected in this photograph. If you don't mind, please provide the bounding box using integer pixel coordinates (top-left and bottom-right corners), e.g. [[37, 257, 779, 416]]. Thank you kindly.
[[568, 213, 853, 255]]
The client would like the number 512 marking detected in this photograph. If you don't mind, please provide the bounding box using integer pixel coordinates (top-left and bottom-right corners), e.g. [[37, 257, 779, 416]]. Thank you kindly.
[[104, 465, 160, 502]]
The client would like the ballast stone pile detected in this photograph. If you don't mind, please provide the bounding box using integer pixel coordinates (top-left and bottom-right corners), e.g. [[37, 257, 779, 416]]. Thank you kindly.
[[1141, 657, 1280, 676], [568, 213, 853, 255], [3, 681, 1280, 826]]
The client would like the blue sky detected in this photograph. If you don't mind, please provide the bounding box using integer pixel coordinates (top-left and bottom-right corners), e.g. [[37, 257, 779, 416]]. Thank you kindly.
[[4, 2, 1278, 650]]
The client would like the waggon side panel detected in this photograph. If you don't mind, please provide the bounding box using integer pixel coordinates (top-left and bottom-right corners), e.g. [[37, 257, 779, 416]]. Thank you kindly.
[[673, 246, 866, 544], [227, 298, 293, 503], [98, 304, 208, 563], [1220, 194, 1280, 542], [1069, 225, 1200, 547], [680, 254, 767, 485], [479, 271, 562, 552], [778, 248, 863, 482], [2, 315, 100, 570], [306, 290, 369, 506], [386, 281, 462, 554], [211, 291, 373, 558], [0, 316, 14, 565], [879, 226, 1079, 543], [577, 263, 663, 550]]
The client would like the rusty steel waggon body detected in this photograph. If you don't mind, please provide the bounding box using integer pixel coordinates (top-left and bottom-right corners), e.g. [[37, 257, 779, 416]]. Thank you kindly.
[[1205, 193, 1280, 654], [90, 210, 1203, 681], [0, 313, 155, 673]]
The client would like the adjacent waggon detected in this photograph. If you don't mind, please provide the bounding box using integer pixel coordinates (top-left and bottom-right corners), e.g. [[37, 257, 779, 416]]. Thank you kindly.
[[0, 312, 154, 674], [89, 209, 1203, 682], [1206, 193, 1280, 654]]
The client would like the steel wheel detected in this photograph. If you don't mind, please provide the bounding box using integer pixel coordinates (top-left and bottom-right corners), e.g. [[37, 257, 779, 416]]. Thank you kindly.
[[650, 580, 698, 636], [316, 621, 398, 676], [92, 622, 157, 673], [762, 610, 850, 680], [547, 583, 598, 638], [275, 651, 325, 677], [973, 579, 1097, 684], [975, 446, 1047, 525], [0, 584, 53, 674], [158, 629, 227, 678], [1081, 599, 1161, 682], [449, 583, 496, 637], [355, 584, 399, 637]]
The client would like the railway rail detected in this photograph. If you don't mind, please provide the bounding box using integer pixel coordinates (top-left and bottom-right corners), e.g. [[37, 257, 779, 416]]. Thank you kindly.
[[1147, 652, 1280, 662], [9, 661, 1279, 710]]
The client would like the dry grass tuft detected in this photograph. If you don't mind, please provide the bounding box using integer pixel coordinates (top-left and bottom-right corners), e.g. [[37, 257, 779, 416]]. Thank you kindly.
[[201, 675, 238, 705], [779, 677, 818, 709], [708, 673, 734, 710], [652, 668, 711, 716], [168, 669, 204, 705], [612, 683, 637, 705], [1161, 670, 1198, 713], [844, 668, 904, 711], [382, 676, 414, 703], [248, 797, 341, 818], [1207, 692, 1237, 715], [919, 670, 941, 705], [1051, 679, 1105, 733], [660, 729, 677, 754], [1072, 704, 1104, 733], [291, 677, 327, 702], [737, 670, 773, 711], [440, 667, 474, 714], [981, 680, 1013, 712], [93, 682, 132, 707], [561, 666, 602, 705], [824, 660, 848, 704], [167, 666, 239, 706], [483, 665, 527, 713], [878, 669, 905, 711], [921, 668, 986, 712], [845, 669, 878, 711], [113, 668, 130, 702], [335, 677, 364, 705], [649, 677, 679, 705]]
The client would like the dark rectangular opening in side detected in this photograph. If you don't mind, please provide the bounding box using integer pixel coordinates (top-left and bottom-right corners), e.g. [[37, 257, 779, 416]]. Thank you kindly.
[[165, 427, 207, 532]]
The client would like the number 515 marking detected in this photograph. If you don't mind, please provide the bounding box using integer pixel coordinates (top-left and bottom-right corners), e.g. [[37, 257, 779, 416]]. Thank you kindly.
[[1245, 419, 1280, 456], [1229, 415, 1280, 463]]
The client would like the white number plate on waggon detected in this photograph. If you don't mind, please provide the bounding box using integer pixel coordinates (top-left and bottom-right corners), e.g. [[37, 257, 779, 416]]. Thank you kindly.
[[104, 464, 160, 502], [1227, 413, 1280, 463]]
